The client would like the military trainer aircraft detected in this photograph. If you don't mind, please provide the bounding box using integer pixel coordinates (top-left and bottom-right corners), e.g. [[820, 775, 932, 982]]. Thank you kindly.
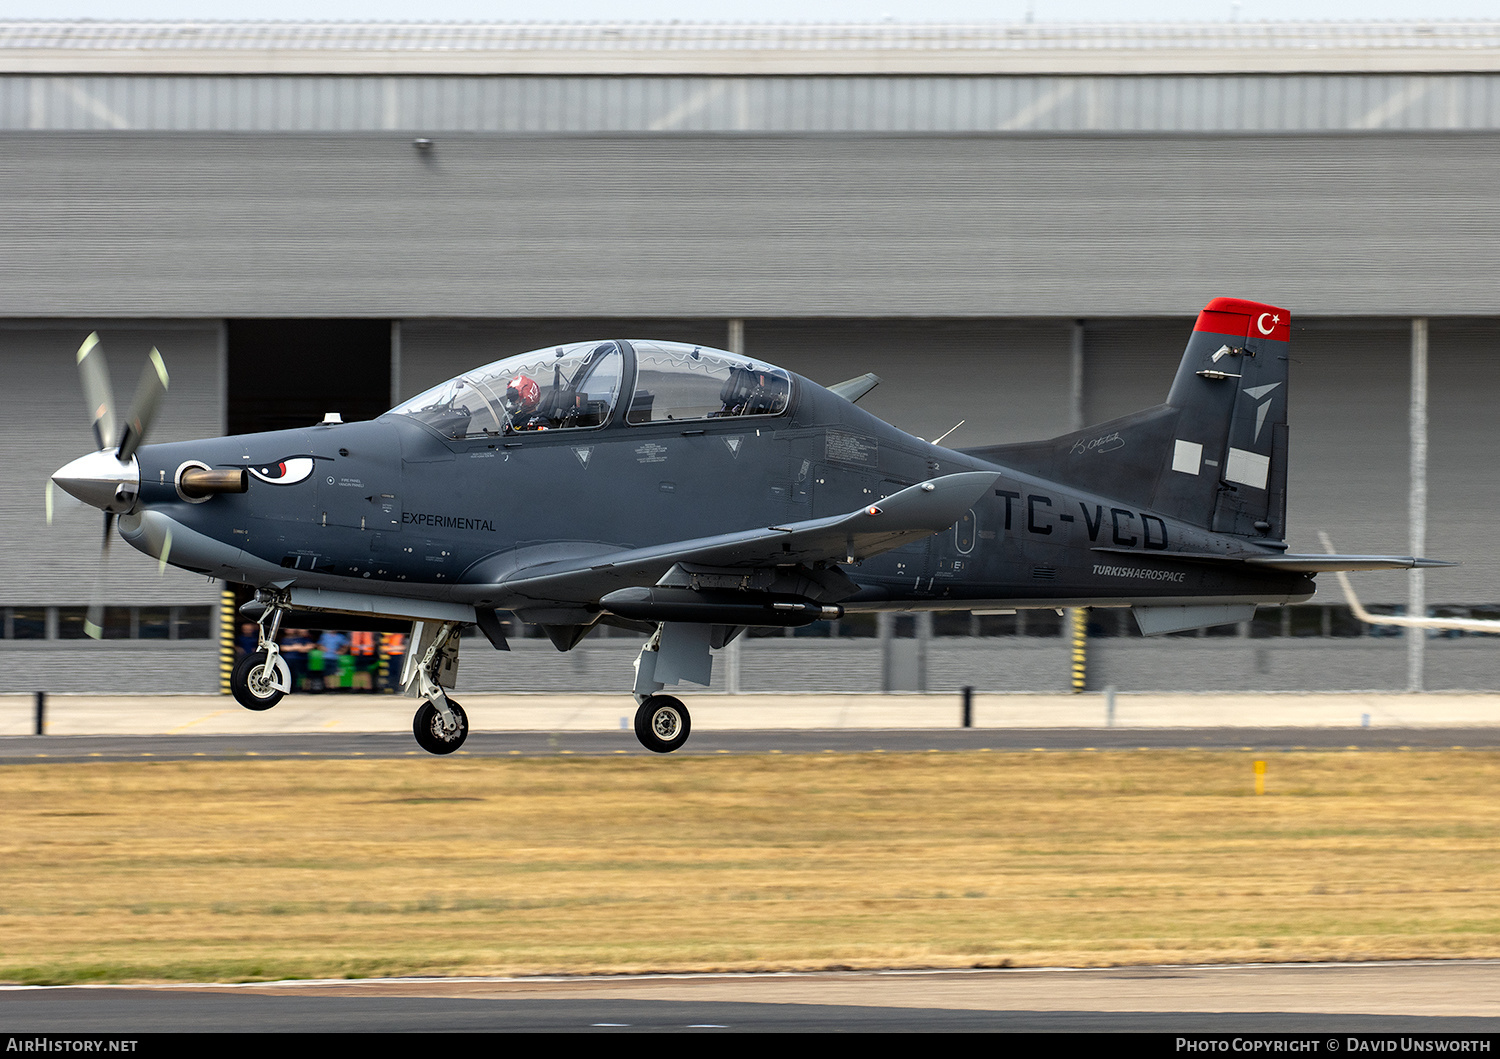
[[50, 297, 1450, 755]]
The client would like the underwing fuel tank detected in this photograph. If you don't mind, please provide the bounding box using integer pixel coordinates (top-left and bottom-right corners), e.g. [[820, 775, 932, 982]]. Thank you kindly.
[[600, 587, 842, 627]]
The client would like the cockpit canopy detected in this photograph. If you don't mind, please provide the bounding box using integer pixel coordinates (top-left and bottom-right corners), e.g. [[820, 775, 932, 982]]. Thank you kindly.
[[389, 340, 792, 439]]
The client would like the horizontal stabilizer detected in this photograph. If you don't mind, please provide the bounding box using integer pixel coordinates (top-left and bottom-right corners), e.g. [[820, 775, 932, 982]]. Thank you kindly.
[[1243, 554, 1456, 572], [1319, 531, 1491, 633], [492, 471, 999, 605], [1091, 546, 1454, 572]]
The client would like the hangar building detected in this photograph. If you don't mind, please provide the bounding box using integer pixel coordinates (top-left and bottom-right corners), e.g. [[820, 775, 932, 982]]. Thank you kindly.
[[2, 19, 1498, 695]]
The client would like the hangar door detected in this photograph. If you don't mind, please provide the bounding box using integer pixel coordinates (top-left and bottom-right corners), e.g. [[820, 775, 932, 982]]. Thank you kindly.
[[227, 320, 391, 436]]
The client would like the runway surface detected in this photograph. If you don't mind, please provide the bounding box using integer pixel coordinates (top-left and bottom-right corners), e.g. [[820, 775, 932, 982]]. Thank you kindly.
[[2, 727, 1500, 763], [4, 963, 1500, 1032]]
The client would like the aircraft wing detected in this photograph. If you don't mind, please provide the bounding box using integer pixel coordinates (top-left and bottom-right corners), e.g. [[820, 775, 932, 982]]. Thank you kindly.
[[490, 470, 999, 605]]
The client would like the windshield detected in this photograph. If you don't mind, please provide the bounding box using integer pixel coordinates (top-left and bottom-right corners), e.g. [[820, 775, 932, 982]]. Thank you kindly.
[[390, 341, 624, 439]]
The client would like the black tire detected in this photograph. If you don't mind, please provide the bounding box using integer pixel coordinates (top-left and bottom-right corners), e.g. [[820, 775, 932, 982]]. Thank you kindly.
[[232, 651, 285, 712], [413, 698, 468, 755], [634, 695, 691, 754]]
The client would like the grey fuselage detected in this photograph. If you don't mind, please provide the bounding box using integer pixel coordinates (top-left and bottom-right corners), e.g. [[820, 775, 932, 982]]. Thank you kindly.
[[122, 353, 1315, 619]]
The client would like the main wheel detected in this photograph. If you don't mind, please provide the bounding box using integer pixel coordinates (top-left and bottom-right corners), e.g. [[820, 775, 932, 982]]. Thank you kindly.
[[413, 698, 468, 755], [232, 651, 288, 711], [634, 694, 691, 754]]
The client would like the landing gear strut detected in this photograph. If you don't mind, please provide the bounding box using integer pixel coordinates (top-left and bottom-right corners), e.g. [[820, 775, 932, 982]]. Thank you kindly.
[[634, 694, 691, 754], [409, 621, 468, 755], [230, 589, 291, 711]]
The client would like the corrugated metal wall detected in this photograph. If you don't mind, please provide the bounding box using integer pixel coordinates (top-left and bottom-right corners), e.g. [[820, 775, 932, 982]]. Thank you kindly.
[[2, 133, 1498, 319], [7, 74, 1500, 134]]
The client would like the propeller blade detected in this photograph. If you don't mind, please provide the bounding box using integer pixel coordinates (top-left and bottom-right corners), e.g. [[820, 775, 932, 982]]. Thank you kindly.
[[85, 513, 115, 640], [45, 479, 54, 525], [157, 527, 173, 576], [117, 347, 169, 463], [76, 332, 117, 452]]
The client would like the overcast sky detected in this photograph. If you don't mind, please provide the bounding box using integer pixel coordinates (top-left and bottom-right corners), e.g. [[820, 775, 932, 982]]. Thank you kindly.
[[2, 1, 1497, 23]]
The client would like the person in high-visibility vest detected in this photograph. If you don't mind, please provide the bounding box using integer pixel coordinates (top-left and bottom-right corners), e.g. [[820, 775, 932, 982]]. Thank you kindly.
[[379, 631, 407, 694], [350, 630, 376, 692]]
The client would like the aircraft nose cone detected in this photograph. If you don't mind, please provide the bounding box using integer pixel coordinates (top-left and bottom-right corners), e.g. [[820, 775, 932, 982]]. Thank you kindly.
[[52, 450, 140, 513]]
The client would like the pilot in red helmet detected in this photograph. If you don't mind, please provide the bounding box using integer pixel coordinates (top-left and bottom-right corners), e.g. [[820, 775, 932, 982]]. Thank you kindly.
[[504, 375, 542, 430]]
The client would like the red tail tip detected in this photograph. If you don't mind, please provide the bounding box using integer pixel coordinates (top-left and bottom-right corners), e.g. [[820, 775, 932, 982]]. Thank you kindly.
[[1194, 297, 1290, 343]]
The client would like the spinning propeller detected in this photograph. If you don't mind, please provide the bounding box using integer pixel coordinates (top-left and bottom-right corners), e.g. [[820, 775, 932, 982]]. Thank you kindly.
[[49, 333, 170, 638]]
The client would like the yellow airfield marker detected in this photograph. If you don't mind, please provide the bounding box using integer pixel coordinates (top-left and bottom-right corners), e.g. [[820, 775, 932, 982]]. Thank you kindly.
[[1254, 759, 1267, 796]]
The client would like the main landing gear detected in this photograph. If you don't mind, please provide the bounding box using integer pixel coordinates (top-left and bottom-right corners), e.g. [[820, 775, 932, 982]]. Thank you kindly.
[[634, 695, 691, 754], [408, 620, 468, 755], [627, 624, 706, 753], [231, 590, 291, 711]]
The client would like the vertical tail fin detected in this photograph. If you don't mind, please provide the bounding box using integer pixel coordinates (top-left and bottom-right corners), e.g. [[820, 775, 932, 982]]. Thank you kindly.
[[962, 297, 1291, 541], [1156, 297, 1290, 539]]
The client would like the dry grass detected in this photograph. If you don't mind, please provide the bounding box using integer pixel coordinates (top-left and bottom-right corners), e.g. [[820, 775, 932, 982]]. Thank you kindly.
[[1, 749, 1498, 984]]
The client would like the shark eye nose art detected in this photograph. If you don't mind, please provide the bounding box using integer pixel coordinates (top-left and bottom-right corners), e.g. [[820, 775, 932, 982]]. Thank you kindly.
[[248, 457, 315, 485]]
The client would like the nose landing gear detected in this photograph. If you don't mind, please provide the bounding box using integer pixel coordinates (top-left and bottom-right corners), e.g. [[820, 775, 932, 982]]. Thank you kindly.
[[230, 589, 291, 711]]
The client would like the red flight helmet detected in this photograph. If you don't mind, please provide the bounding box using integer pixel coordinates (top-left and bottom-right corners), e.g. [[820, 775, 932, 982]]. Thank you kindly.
[[505, 374, 540, 416]]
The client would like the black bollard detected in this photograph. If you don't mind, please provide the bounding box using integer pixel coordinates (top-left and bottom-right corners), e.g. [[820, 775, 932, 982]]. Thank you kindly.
[[961, 685, 973, 728], [34, 691, 44, 736]]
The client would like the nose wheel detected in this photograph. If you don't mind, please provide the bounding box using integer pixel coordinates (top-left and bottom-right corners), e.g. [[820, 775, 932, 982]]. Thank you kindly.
[[231, 649, 290, 711], [634, 695, 691, 753], [413, 698, 468, 755]]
